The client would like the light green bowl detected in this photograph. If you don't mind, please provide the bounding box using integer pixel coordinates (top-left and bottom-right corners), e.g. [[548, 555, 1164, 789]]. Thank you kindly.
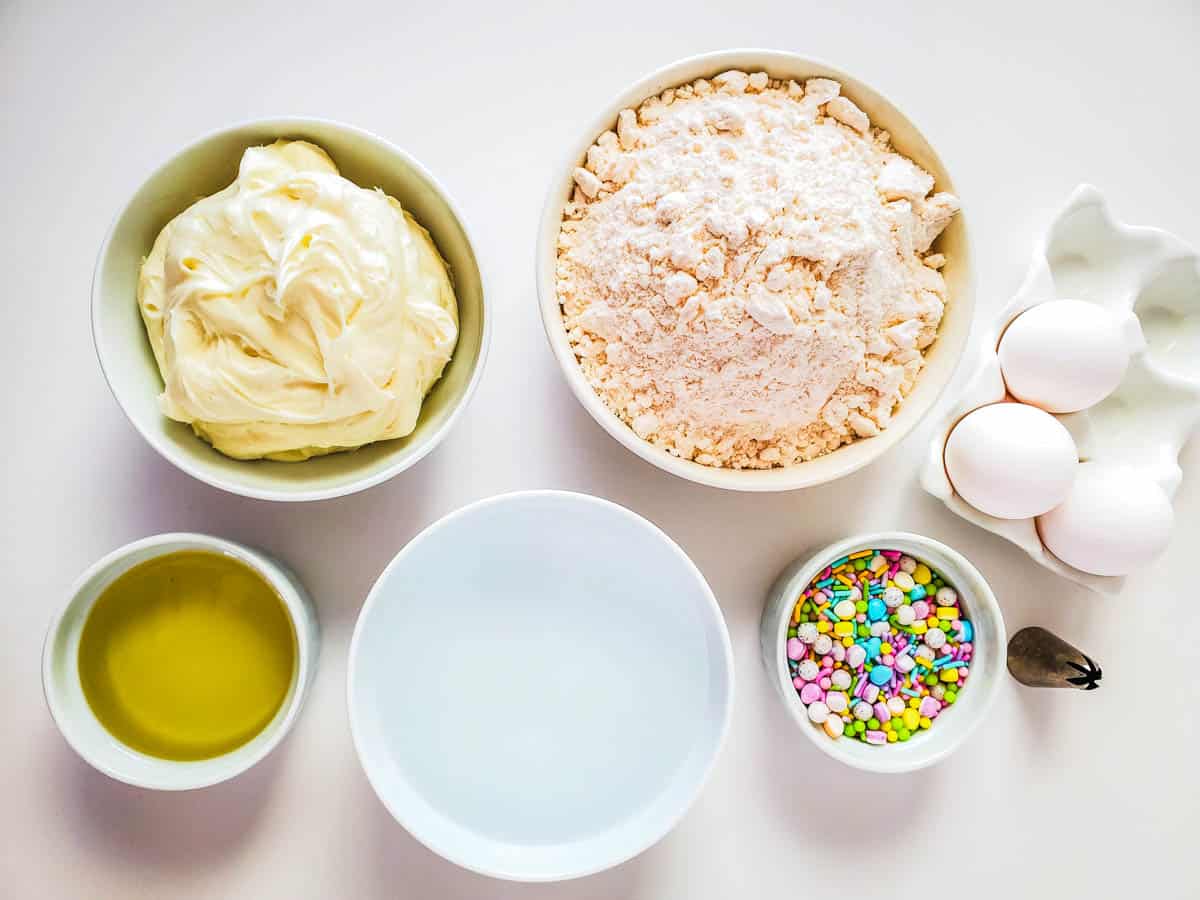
[[93, 118, 489, 501]]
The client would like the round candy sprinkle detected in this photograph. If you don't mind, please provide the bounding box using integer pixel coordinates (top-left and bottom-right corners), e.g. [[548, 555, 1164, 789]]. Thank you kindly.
[[786, 548, 974, 745], [800, 682, 823, 704]]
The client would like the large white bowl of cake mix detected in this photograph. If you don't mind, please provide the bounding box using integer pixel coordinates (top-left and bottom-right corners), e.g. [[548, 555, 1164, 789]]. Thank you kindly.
[[347, 491, 734, 881], [536, 50, 973, 491]]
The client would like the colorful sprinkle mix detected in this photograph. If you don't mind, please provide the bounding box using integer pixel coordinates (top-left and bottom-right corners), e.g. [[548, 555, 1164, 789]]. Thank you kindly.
[[785, 550, 973, 744]]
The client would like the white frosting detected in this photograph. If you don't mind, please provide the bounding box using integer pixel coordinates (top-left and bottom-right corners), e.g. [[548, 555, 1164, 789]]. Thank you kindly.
[[138, 140, 458, 461]]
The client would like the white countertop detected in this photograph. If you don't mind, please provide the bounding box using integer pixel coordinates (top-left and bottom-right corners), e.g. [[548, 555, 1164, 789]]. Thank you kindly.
[[3, 1, 1197, 896]]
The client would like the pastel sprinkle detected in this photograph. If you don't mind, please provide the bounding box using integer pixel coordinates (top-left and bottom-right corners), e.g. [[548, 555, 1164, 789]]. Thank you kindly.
[[786, 548, 973, 745]]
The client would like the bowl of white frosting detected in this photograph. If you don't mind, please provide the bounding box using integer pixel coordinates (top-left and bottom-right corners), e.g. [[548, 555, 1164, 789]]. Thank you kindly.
[[94, 118, 489, 501], [536, 50, 973, 491]]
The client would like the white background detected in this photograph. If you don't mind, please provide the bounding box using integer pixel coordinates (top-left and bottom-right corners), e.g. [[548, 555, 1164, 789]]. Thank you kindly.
[[3, 1, 1198, 896]]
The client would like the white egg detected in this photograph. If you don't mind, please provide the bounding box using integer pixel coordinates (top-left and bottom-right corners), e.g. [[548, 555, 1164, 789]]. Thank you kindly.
[[998, 299, 1131, 413], [1037, 463, 1173, 576], [944, 403, 1078, 519]]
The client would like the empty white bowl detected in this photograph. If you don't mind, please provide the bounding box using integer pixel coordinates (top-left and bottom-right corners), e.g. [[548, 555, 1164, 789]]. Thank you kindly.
[[759, 532, 1004, 773], [93, 117, 490, 501], [42, 533, 319, 790], [348, 491, 734, 881], [536, 49, 973, 491]]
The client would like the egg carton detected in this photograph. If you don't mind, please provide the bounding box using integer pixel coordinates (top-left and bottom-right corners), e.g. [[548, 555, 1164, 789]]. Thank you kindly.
[[920, 184, 1200, 595]]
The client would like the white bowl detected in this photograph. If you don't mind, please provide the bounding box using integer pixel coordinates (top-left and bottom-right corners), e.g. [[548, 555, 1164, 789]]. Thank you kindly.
[[42, 533, 319, 791], [93, 117, 490, 502], [348, 491, 734, 881], [759, 532, 1005, 773], [536, 49, 973, 491]]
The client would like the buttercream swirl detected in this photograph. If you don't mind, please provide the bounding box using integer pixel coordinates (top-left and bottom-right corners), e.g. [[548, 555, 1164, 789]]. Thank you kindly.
[[138, 140, 458, 461]]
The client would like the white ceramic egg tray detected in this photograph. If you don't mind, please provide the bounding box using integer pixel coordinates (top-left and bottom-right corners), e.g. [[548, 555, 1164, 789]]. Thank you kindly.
[[920, 184, 1200, 594]]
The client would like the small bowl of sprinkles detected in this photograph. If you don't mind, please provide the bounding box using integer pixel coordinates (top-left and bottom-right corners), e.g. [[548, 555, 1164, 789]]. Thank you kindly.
[[760, 533, 1005, 773]]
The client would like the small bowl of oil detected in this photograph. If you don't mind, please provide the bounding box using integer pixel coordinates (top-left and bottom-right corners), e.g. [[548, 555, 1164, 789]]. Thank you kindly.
[[42, 533, 319, 790]]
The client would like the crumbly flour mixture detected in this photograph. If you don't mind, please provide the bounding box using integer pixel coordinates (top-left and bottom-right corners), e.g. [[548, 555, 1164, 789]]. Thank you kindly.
[[556, 71, 960, 468]]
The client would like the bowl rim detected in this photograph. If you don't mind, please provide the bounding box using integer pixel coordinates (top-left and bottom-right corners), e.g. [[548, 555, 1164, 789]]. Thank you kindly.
[[41, 532, 317, 790], [345, 489, 736, 882], [762, 531, 1006, 774], [535, 48, 975, 492], [92, 115, 492, 502]]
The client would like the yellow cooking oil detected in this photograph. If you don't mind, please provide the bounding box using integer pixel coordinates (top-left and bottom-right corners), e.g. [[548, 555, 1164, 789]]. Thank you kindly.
[[77, 550, 297, 761]]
